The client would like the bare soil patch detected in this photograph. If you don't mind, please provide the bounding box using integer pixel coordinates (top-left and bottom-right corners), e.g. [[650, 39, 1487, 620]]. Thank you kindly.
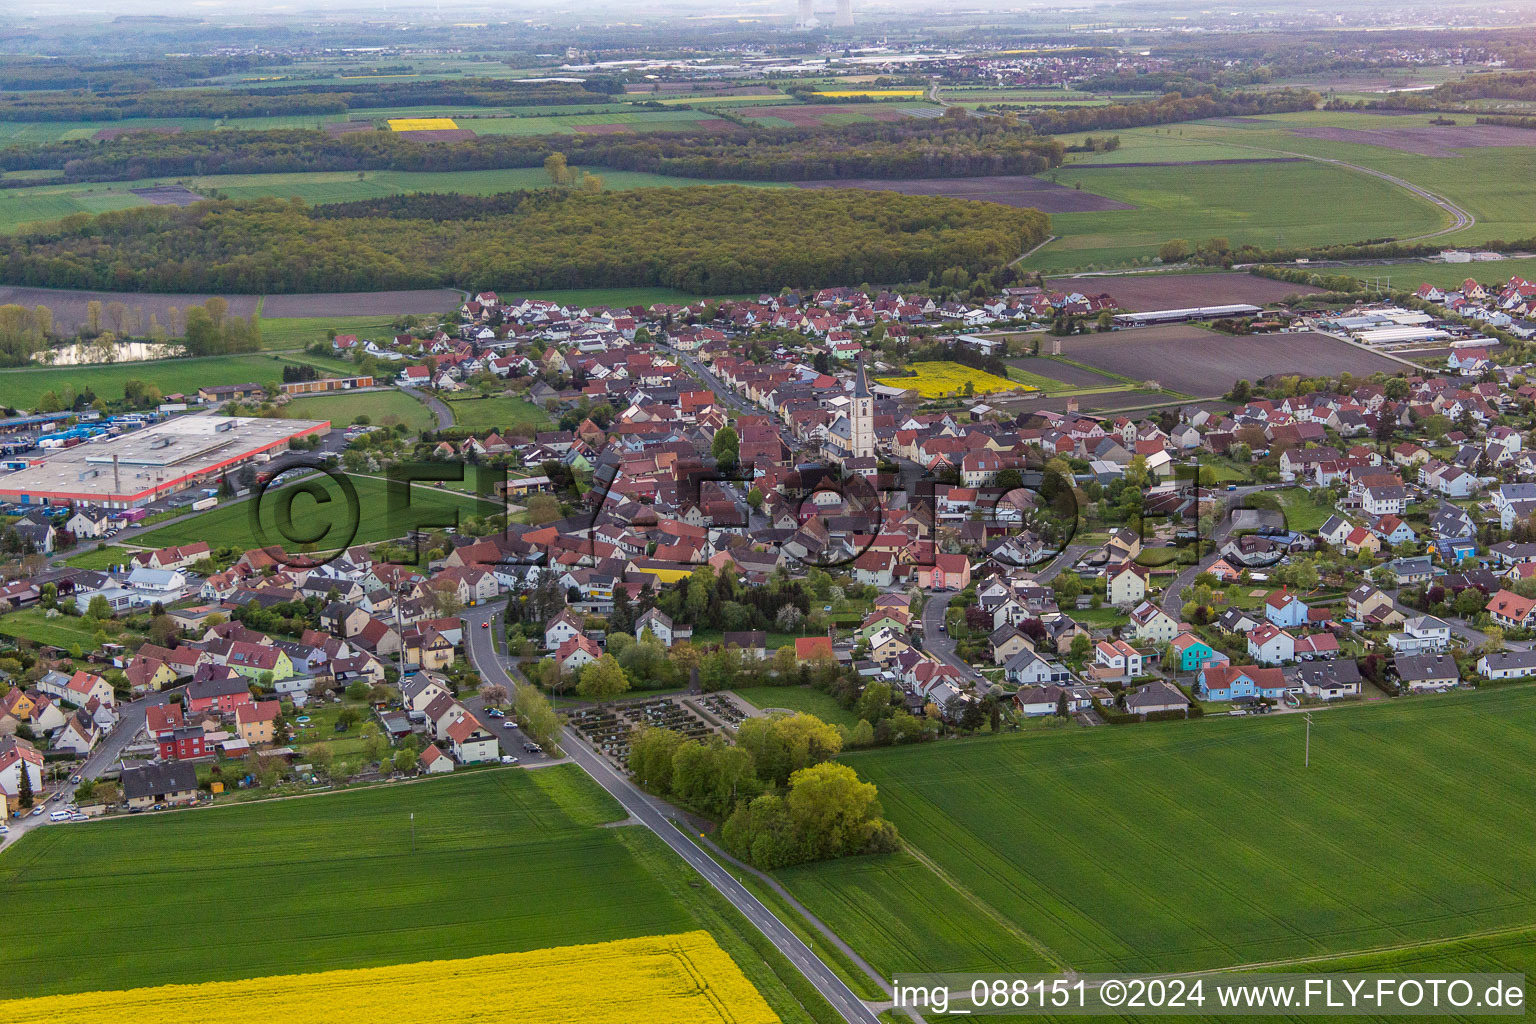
[[129, 185, 204, 206], [260, 289, 464, 317], [1290, 123, 1536, 157], [1056, 325, 1401, 396], [324, 121, 379, 137], [0, 286, 257, 335], [795, 174, 1132, 213], [1047, 272, 1323, 312], [92, 125, 181, 141], [392, 128, 477, 143]]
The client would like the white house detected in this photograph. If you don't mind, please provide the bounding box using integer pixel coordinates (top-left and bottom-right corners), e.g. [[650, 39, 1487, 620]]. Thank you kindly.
[[1477, 650, 1536, 680], [1129, 601, 1179, 644], [1247, 624, 1295, 666], [1387, 615, 1452, 654]]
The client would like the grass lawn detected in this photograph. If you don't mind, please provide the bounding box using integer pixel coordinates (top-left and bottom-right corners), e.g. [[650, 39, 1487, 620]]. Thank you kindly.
[[732, 685, 860, 729], [133, 472, 501, 552], [1339, 257, 1536, 292], [60, 545, 133, 570], [0, 606, 128, 649], [282, 390, 436, 433], [442, 393, 552, 432], [1270, 486, 1335, 533], [255, 314, 403, 351], [802, 687, 1536, 976], [0, 352, 353, 412]]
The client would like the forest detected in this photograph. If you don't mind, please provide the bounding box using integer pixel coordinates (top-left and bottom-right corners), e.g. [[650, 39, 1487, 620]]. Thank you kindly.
[[1005, 88, 1321, 134], [0, 78, 622, 122], [0, 117, 1065, 185], [0, 187, 1050, 295]]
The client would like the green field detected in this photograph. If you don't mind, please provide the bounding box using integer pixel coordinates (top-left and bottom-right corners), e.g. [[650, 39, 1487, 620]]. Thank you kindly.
[[255, 314, 401, 351], [133, 471, 500, 551], [0, 769, 719, 999], [442, 393, 552, 432], [1039, 111, 1536, 266], [0, 606, 135, 649], [1028, 159, 1447, 274], [61, 545, 133, 570], [795, 688, 1536, 977], [0, 352, 353, 411], [282, 389, 436, 432], [732, 685, 860, 729], [1338, 258, 1536, 291]]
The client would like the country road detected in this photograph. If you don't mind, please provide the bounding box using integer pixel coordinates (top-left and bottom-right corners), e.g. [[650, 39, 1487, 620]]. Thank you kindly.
[[459, 604, 881, 1024]]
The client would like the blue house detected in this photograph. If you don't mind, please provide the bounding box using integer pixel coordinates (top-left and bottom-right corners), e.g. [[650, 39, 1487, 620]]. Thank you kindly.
[[1436, 537, 1478, 563], [1169, 631, 1227, 673], [1264, 588, 1309, 629], [1198, 664, 1290, 701]]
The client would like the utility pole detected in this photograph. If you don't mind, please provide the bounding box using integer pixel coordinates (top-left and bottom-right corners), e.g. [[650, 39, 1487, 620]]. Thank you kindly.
[[410, 810, 415, 854], [1303, 711, 1313, 768]]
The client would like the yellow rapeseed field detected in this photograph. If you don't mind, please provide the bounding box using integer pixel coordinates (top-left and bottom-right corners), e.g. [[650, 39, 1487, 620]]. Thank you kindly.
[[811, 89, 925, 97], [877, 360, 1026, 399], [387, 117, 460, 131], [0, 931, 779, 1024]]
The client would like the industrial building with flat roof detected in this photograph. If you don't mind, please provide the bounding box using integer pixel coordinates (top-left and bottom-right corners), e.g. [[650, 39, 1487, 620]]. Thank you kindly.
[[0, 415, 329, 509], [1112, 304, 1264, 328]]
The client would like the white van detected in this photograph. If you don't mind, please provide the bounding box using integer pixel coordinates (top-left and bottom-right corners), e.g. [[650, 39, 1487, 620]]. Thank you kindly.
[[49, 810, 70, 822]]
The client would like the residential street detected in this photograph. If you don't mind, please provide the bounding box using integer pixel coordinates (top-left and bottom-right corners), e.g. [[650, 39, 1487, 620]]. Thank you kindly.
[[459, 603, 880, 1024], [1, 688, 167, 852]]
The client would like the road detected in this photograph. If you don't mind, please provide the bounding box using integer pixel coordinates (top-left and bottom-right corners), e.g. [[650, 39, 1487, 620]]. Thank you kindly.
[[920, 590, 984, 681], [661, 344, 802, 453], [1158, 484, 1269, 617], [459, 607, 560, 765], [1, 688, 166, 851], [409, 389, 454, 430], [459, 605, 880, 1024]]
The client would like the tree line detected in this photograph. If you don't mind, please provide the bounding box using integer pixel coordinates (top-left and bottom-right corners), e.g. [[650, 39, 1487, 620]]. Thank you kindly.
[[629, 717, 899, 870], [0, 78, 619, 122], [0, 118, 1065, 186], [1010, 88, 1320, 135], [0, 188, 1050, 296]]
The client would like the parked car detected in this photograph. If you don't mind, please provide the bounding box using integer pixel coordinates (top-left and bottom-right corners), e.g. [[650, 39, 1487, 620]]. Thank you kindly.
[[29, 806, 43, 817], [523, 742, 542, 753], [0, 823, 10, 834], [500, 755, 519, 765], [484, 708, 504, 718]]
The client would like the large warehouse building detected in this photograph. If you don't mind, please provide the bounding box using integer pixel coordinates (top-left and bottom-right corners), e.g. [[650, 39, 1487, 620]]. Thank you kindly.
[[0, 416, 329, 509]]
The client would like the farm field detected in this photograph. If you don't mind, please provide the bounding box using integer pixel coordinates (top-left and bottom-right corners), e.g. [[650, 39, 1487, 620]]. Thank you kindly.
[[1055, 326, 1402, 397], [1026, 159, 1447, 273], [877, 361, 1022, 399], [1066, 112, 1536, 254], [259, 289, 464, 318], [1004, 356, 1122, 390], [133, 471, 501, 552], [1047, 271, 1325, 311], [794, 174, 1132, 213], [255, 314, 400, 350], [0, 932, 778, 1024], [1336, 257, 1536, 291], [0, 285, 258, 336], [442, 393, 554, 432], [732, 686, 860, 729], [0, 352, 347, 411], [827, 688, 1536, 975], [281, 390, 436, 432], [0, 769, 686, 998]]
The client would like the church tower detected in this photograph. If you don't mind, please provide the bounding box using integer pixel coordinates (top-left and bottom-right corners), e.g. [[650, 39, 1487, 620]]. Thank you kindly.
[[850, 356, 875, 460]]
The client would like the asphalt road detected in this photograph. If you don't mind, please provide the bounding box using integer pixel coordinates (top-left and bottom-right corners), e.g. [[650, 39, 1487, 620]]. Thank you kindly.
[[459, 604, 879, 1024], [1, 688, 166, 851], [920, 590, 983, 681]]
